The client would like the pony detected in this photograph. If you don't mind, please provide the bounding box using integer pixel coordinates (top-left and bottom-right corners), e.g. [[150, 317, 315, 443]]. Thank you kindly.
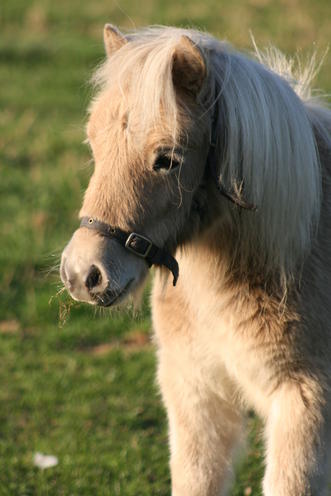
[[60, 25, 331, 495]]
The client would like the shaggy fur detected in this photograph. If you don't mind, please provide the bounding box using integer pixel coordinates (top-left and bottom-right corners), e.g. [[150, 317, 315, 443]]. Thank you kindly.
[[61, 25, 331, 495]]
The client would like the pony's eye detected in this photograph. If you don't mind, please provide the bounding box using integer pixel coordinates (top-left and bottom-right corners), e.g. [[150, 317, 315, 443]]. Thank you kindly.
[[153, 155, 180, 172]]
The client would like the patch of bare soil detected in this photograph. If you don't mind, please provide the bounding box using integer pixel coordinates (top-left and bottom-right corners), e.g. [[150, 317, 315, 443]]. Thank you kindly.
[[0, 320, 20, 334], [87, 330, 152, 356]]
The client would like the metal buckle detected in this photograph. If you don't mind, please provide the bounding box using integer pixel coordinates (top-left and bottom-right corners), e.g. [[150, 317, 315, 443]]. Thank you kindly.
[[125, 233, 153, 258]]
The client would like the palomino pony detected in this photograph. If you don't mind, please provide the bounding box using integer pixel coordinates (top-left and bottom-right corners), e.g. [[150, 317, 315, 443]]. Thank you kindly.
[[60, 25, 331, 495]]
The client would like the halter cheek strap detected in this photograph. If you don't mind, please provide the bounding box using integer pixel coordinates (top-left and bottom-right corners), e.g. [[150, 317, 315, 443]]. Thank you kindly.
[[80, 216, 179, 286]]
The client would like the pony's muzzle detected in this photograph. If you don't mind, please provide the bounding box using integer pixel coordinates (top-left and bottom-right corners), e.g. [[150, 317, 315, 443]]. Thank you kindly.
[[60, 227, 149, 306]]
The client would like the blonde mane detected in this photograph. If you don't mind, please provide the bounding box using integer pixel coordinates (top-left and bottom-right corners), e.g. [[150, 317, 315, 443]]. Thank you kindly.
[[91, 26, 326, 278]]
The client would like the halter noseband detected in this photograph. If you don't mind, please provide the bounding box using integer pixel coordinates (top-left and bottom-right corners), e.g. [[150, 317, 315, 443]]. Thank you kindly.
[[80, 216, 179, 286]]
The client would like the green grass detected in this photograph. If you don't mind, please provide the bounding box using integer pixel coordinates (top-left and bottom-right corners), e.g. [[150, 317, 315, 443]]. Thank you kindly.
[[0, 0, 330, 494]]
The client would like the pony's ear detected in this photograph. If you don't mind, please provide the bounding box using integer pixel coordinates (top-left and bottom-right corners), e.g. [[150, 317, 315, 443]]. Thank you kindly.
[[103, 24, 127, 57], [172, 35, 206, 96]]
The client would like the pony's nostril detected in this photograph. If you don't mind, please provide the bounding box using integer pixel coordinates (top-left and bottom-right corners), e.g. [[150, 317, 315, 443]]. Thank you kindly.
[[85, 265, 102, 291]]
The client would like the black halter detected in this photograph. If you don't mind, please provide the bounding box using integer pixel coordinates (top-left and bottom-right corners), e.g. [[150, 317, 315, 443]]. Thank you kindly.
[[80, 107, 257, 287], [80, 216, 179, 286]]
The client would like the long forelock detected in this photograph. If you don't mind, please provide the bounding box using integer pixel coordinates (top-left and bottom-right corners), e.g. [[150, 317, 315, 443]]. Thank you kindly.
[[92, 27, 197, 145]]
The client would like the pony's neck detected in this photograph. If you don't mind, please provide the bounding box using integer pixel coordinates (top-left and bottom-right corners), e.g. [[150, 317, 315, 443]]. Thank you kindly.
[[185, 174, 292, 297]]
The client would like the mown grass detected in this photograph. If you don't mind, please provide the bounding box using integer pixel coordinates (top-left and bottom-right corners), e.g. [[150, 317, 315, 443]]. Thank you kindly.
[[0, 0, 330, 494]]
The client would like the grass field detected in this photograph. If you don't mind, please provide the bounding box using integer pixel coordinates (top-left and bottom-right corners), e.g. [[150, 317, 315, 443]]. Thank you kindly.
[[0, 0, 330, 494]]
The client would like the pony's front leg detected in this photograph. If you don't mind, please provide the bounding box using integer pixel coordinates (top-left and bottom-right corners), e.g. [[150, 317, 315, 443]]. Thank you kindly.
[[157, 348, 242, 496], [263, 380, 330, 496]]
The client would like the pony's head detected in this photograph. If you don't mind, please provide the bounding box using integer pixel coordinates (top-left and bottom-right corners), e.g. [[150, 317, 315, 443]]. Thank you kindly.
[[60, 25, 212, 306], [60, 25, 321, 306]]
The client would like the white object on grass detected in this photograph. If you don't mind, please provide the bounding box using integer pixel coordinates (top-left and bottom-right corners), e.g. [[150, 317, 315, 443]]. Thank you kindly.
[[33, 452, 58, 469]]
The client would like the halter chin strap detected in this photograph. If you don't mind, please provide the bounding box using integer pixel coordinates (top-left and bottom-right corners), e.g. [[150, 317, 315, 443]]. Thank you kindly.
[[80, 216, 179, 286]]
